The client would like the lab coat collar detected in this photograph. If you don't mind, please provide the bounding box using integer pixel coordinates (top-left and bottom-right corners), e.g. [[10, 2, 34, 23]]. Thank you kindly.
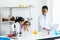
[[15, 22, 20, 25], [42, 13, 48, 16]]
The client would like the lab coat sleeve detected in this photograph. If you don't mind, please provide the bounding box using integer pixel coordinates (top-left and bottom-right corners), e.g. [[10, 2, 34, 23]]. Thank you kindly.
[[38, 16, 43, 31], [38, 16, 47, 31]]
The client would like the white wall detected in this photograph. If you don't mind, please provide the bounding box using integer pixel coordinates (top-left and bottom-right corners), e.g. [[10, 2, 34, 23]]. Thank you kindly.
[[52, 0, 60, 24]]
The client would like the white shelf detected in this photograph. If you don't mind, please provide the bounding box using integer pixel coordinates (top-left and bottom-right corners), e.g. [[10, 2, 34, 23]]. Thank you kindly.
[[1, 6, 33, 8], [1, 21, 15, 24]]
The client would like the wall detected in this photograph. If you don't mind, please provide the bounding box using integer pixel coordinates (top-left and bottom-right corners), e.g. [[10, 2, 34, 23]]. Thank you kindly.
[[52, 0, 60, 24]]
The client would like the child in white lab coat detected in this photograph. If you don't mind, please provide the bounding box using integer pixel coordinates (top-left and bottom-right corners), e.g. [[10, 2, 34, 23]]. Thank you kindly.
[[11, 17, 24, 37], [38, 6, 53, 35]]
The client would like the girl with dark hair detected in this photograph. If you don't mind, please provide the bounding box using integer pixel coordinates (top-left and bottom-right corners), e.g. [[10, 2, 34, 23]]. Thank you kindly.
[[10, 17, 24, 37]]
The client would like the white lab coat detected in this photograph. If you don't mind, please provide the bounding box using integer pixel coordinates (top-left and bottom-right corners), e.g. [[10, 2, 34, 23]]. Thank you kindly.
[[11, 22, 23, 35], [11, 22, 31, 40], [11, 22, 31, 34], [38, 14, 53, 35]]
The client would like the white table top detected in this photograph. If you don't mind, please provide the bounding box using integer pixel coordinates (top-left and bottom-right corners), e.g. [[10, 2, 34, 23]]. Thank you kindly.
[[0, 32, 60, 40], [10, 32, 60, 40]]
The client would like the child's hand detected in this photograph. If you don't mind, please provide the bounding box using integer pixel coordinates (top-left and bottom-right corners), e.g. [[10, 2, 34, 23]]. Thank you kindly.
[[14, 31, 18, 36], [43, 28, 51, 31]]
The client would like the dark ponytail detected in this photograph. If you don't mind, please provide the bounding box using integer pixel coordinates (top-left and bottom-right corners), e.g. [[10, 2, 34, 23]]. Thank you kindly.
[[15, 16, 19, 23], [15, 17, 24, 23]]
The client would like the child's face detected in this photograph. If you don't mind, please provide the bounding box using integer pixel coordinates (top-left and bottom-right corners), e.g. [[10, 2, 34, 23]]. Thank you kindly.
[[24, 23, 30, 28], [42, 9, 48, 15]]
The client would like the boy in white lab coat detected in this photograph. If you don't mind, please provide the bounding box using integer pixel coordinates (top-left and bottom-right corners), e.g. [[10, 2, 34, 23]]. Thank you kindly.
[[38, 6, 53, 35], [11, 17, 24, 37]]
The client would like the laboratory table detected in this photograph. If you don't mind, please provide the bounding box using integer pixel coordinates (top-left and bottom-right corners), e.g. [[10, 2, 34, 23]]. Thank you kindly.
[[37, 35, 60, 40], [0, 33, 60, 40], [10, 34, 60, 40]]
